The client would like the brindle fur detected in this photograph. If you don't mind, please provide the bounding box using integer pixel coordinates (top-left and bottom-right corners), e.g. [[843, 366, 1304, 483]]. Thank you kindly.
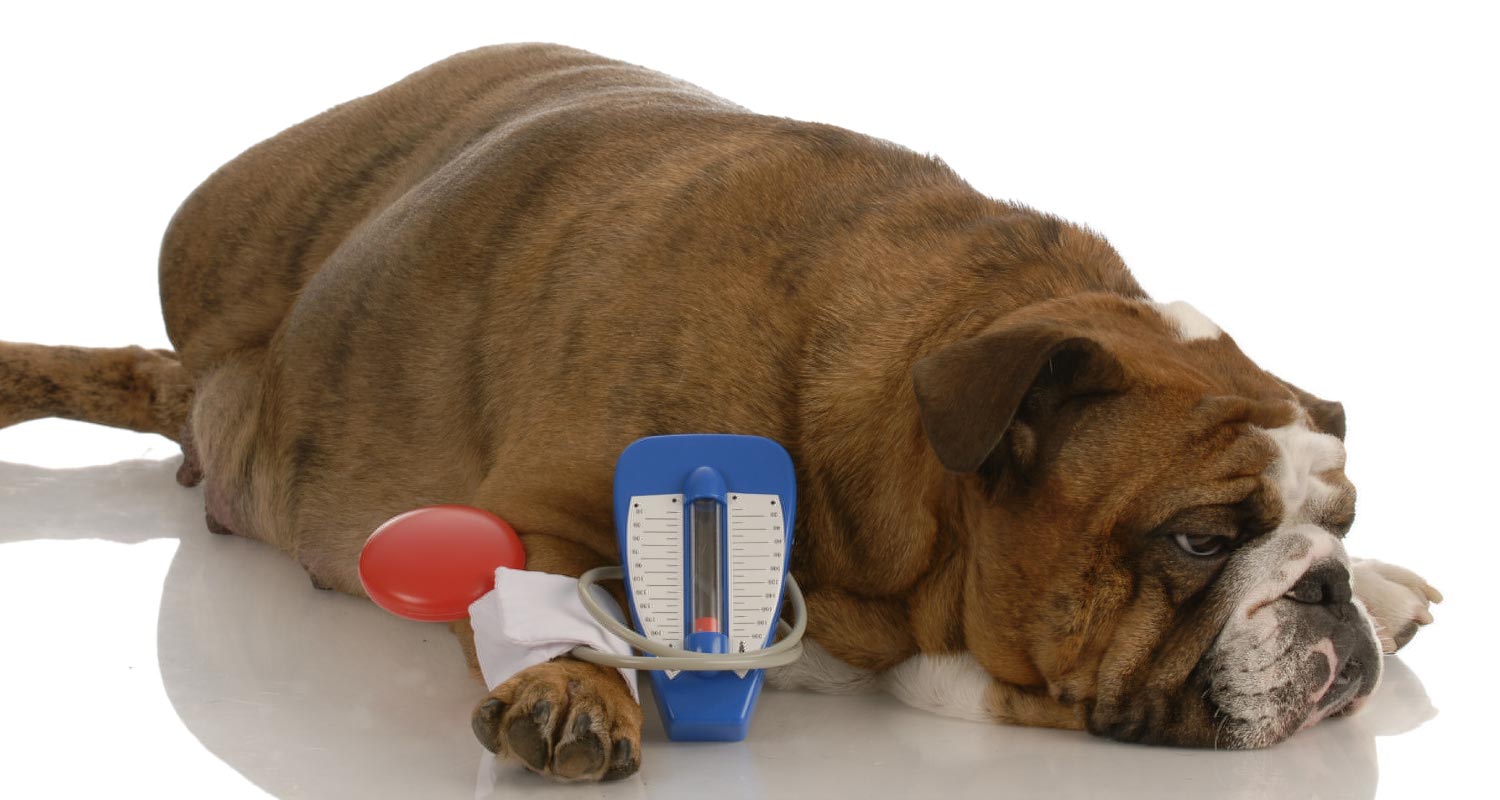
[[0, 44, 1426, 781]]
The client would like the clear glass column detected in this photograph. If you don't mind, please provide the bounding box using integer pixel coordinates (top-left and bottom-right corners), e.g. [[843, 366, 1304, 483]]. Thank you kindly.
[[690, 498, 723, 634]]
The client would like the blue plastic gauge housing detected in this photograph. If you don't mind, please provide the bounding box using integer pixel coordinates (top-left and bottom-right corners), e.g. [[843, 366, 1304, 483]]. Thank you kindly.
[[613, 434, 797, 741]]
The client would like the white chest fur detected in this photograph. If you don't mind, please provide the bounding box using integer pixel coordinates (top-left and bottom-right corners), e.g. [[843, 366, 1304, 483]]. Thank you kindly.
[[767, 640, 997, 722]]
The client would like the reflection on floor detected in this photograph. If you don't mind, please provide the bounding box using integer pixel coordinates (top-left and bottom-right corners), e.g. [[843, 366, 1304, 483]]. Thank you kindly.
[[0, 457, 1443, 799]]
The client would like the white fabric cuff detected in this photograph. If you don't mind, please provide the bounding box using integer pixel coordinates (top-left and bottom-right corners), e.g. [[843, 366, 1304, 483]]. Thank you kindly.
[[467, 567, 639, 702]]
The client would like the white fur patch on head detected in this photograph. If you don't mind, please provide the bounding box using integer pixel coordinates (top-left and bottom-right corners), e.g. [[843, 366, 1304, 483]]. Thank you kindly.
[[1261, 419, 1348, 525], [1152, 300, 1223, 341]]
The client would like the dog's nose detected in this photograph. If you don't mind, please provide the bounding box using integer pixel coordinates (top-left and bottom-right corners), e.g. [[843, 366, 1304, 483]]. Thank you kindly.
[[1285, 560, 1353, 606]]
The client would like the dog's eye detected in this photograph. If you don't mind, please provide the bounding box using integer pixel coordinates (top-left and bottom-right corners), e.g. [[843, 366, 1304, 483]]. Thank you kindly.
[[1173, 532, 1228, 557]]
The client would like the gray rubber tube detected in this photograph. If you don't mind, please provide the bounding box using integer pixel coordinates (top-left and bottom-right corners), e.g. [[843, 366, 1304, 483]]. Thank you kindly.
[[571, 566, 806, 671]]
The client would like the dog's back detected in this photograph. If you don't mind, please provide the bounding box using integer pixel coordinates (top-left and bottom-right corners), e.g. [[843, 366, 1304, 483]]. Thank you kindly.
[[161, 44, 724, 372], [3, 43, 1129, 594], [155, 43, 1045, 589]]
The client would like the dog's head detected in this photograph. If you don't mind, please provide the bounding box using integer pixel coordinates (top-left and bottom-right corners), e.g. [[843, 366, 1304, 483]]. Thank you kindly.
[[911, 292, 1381, 748]]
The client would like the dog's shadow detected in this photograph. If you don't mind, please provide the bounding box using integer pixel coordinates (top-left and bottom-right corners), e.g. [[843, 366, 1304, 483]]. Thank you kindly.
[[0, 456, 1439, 799]]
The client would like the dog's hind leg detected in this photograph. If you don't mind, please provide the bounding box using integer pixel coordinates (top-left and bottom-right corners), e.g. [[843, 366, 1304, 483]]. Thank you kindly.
[[183, 349, 286, 549], [0, 341, 193, 444], [0, 341, 217, 504]]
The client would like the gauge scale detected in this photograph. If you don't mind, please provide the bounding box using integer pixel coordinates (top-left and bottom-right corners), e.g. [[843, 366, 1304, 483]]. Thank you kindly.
[[612, 434, 797, 741]]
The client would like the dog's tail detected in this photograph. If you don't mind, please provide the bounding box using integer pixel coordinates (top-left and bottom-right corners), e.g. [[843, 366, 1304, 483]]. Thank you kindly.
[[0, 341, 192, 442]]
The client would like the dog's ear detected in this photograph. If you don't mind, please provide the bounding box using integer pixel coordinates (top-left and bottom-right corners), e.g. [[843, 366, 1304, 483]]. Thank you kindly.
[[911, 320, 1128, 473], [1269, 373, 1346, 440]]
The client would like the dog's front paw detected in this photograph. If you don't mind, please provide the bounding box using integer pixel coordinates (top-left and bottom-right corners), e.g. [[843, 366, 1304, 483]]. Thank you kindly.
[[1352, 559, 1443, 654], [471, 658, 642, 782]]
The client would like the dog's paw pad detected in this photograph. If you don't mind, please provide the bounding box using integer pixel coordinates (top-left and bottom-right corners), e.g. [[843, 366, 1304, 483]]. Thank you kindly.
[[472, 697, 506, 754], [553, 712, 608, 778], [506, 699, 554, 771], [470, 659, 643, 782], [603, 738, 639, 781], [1352, 559, 1442, 654]]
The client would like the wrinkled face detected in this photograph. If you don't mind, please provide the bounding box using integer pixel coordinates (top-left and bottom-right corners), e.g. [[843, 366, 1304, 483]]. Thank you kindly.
[[1054, 406, 1383, 748], [913, 296, 1382, 748], [1192, 420, 1382, 746]]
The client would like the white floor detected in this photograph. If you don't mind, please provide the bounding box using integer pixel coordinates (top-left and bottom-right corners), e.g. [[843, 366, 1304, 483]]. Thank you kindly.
[[0, 423, 1490, 800], [3, 4, 1497, 797]]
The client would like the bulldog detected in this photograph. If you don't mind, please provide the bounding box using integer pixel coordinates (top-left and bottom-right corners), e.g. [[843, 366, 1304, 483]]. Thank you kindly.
[[0, 44, 1441, 781]]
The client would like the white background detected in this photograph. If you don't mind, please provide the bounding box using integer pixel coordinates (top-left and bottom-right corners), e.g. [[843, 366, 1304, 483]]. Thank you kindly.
[[1, 2, 1495, 798]]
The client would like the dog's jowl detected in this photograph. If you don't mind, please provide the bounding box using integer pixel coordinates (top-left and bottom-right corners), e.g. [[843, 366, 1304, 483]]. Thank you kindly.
[[0, 44, 1441, 781]]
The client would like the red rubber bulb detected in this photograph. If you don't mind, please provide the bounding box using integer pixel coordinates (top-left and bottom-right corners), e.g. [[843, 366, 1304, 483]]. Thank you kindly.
[[358, 505, 525, 622]]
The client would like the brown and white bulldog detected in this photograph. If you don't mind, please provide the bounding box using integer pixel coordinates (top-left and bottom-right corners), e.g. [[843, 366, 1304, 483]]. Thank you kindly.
[[0, 44, 1441, 781]]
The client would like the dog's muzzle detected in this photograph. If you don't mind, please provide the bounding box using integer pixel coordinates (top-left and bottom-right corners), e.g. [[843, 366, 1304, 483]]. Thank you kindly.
[[1198, 537, 1384, 748]]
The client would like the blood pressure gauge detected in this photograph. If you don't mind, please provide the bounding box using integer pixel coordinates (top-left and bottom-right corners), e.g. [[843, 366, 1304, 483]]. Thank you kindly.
[[574, 433, 806, 741]]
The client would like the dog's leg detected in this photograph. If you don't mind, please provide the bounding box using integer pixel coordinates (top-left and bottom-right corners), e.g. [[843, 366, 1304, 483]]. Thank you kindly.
[[472, 656, 642, 782], [0, 342, 192, 439], [1351, 558, 1443, 653], [465, 532, 642, 782], [0, 341, 243, 539]]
